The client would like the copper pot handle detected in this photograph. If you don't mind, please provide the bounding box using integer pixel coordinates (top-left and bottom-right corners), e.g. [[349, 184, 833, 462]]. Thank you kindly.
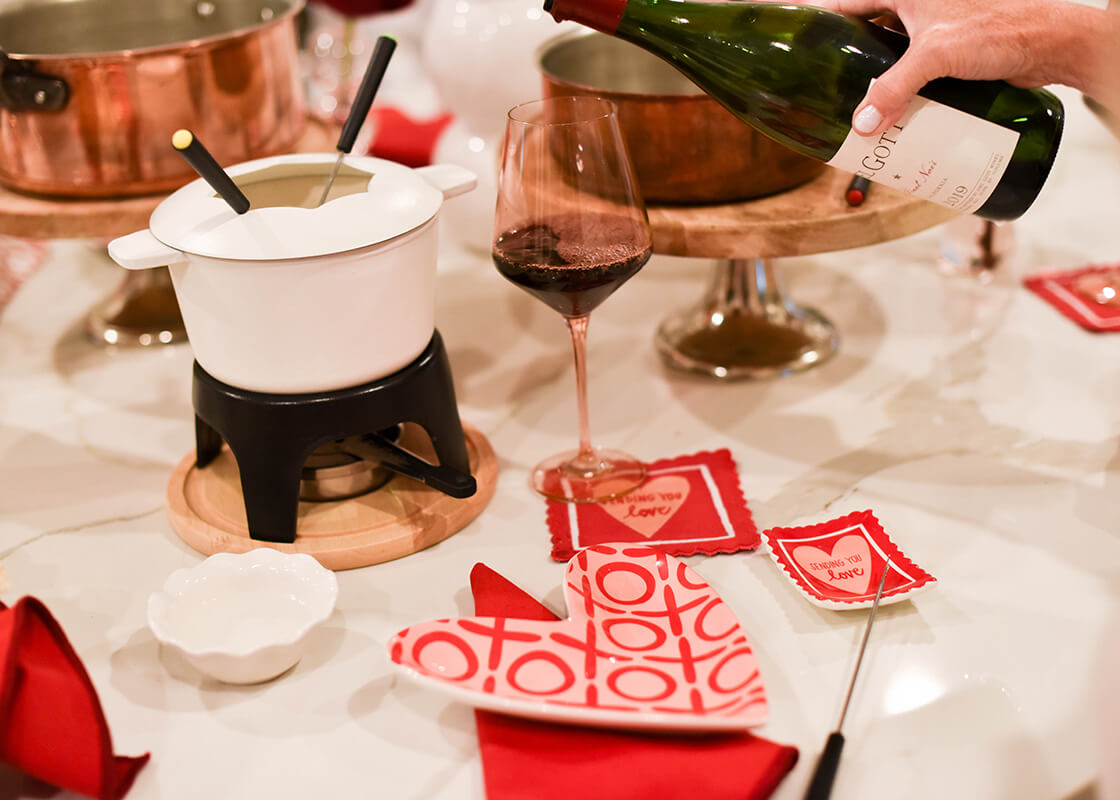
[[0, 49, 69, 112]]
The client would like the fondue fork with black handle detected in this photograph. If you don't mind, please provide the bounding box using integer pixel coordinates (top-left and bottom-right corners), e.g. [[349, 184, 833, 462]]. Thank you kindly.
[[172, 129, 250, 214], [318, 34, 397, 206], [803, 561, 891, 800]]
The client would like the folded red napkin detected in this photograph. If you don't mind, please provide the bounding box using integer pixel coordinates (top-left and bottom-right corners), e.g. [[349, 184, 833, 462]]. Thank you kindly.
[[470, 564, 799, 800], [0, 597, 149, 800], [366, 107, 455, 169]]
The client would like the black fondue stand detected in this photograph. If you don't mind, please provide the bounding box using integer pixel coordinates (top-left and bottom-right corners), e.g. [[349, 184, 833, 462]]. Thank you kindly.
[[192, 331, 477, 543]]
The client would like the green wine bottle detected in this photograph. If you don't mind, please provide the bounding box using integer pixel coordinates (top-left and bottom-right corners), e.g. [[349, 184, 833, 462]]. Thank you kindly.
[[543, 0, 1064, 220]]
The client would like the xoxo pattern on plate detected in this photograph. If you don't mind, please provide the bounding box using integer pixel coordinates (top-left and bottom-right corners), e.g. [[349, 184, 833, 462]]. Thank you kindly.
[[388, 544, 768, 729]]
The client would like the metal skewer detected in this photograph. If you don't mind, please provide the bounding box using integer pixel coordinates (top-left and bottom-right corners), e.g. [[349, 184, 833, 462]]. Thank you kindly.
[[172, 129, 250, 215], [317, 34, 397, 207], [803, 561, 891, 800]]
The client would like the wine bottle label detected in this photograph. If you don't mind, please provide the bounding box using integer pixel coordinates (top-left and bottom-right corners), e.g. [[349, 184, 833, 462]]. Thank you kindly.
[[827, 90, 1020, 215]]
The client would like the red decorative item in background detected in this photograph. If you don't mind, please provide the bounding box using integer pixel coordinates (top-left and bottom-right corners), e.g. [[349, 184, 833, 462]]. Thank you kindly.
[[366, 107, 454, 168], [1023, 264, 1120, 332], [309, 0, 414, 16], [0, 597, 149, 800], [547, 449, 759, 561], [762, 509, 936, 610], [468, 560, 800, 800], [0, 236, 48, 313]]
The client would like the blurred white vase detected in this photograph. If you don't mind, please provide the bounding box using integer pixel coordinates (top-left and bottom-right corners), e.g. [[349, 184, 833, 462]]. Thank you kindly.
[[421, 0, 576, 250], [421, 0, 574, 141], [431, 118, 500, 253]]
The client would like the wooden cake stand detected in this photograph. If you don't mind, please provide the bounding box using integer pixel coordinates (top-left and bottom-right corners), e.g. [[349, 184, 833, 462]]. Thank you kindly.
[[646, 167, 958, 379], [166, 421, 498, 571], [0, 119, 336, 347]]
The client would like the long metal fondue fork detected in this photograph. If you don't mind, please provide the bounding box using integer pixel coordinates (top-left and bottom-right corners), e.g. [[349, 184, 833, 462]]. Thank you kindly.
[[803, 561, 891, 800], [317, 34, 397, 207]]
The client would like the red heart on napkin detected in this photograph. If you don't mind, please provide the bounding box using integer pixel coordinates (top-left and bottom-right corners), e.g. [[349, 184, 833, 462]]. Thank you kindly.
[[389, 544, 767, 729], [0, 597, 149, 800], [600, 476, 690, 537], [792, 534, 872, 595]]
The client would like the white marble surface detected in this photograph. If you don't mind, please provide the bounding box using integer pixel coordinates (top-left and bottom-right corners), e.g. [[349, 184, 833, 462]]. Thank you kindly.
[[2, 86, 1119, 799]]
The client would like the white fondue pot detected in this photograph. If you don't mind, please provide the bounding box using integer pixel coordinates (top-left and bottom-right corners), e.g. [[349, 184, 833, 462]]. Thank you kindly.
[[108, 153, 476, 394]]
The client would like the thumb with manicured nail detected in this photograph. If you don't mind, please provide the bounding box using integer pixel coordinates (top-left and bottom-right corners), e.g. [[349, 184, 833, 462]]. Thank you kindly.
[[851, 50, 936, 136]]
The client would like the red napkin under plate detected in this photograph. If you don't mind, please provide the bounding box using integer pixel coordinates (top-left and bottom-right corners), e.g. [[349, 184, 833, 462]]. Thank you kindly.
[[469, 564, 799, 800], [0, 597, 149, 800]]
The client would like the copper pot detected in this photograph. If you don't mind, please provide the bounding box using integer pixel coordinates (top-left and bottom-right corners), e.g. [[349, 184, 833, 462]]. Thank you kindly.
[[0, 0, 307, 198], [537, 30, 823, 205]]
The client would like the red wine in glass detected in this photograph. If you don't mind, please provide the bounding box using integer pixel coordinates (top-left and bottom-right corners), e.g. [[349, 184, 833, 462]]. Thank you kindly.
[[493, 214, 651, 317]]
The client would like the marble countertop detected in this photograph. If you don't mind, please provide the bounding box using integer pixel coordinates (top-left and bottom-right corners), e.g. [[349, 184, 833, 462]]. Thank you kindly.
[[2, 85, 1119, 799]]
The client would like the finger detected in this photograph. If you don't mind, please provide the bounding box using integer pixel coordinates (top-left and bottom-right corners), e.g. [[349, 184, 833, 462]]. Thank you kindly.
[[851, 50, 940, 135], [868, 13, 904, 32], [818, 0, 899, 18]]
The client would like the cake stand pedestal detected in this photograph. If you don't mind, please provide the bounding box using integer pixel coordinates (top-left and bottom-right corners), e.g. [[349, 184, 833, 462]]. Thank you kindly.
[[0, 119, 335, 347], [646, 167, 958, 379]]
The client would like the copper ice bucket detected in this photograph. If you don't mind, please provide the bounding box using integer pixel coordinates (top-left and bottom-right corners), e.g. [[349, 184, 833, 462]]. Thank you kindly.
[[0, 0, 307, 198], [538, 30, 824, 205]]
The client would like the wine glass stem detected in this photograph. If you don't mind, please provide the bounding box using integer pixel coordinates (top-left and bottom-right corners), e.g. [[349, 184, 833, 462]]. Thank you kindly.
[[565, 314, 599, 472]]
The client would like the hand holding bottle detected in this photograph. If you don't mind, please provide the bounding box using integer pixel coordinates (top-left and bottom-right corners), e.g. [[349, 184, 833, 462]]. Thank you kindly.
[[545, 0, 1065, 219], [801, 0, 1118, 137]]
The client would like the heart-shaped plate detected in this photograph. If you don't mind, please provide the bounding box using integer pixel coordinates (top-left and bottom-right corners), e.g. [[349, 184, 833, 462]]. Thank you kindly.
[[387, 544, 767, 731]]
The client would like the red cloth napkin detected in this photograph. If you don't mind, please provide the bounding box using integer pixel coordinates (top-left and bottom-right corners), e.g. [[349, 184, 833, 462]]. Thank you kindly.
[[366, 107, 454, 168], [470, 564, 799, 800], [0, 597, 149, 800], [547, 449, 760, 561]]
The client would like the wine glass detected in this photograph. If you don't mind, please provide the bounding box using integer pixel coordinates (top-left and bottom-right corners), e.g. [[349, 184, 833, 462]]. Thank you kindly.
[[492, 96, 653, 503]]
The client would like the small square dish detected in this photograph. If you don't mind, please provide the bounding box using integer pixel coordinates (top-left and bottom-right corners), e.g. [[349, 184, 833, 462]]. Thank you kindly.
[[147, 548, 338, 684], [762, 509, 936, 610]]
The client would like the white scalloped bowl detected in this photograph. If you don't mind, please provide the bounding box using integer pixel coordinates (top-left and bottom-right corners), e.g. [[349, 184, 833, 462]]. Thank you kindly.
[[147, 548, 339, 684]]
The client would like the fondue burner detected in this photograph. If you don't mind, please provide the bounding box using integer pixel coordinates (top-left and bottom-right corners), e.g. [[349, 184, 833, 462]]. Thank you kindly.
[[166, 332, 498, 569], [192, 331, 473, 543], [299, 436, 399, 502]]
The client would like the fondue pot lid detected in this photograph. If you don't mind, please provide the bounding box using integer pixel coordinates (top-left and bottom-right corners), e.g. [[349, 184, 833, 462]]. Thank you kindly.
[[149, 154, 467, 261]]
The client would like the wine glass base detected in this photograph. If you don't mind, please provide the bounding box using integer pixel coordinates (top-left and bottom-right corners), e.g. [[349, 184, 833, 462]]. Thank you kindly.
[[655, 257, 838, 380], [655, 304, 837, 380], [531, 449, 647, 503], [84, 266, 187, 347]]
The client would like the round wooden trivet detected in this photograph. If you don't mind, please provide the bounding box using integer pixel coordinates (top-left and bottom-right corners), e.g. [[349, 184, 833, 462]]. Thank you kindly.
[[646, 167, 958, 260], [165, 421, 497, 571]]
